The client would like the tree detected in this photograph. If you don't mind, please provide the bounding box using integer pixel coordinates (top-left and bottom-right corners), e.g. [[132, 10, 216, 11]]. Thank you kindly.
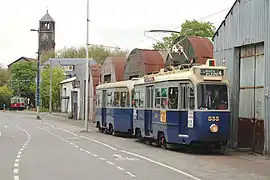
[[41, 45, 129, 65], [0, 85, 13, 108], [0, 64, 9, 86], [40, 67, 65, 111], [10, 62, 37, 104], [41, 49, 56, 64], [153, 19, 216, 50]]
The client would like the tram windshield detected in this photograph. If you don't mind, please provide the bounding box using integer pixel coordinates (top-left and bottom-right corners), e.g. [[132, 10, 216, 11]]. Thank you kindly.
[[197, 84, 228, 110]]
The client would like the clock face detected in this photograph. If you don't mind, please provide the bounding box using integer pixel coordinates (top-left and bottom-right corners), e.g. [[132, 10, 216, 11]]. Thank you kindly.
[[42, 34, 49, 40]]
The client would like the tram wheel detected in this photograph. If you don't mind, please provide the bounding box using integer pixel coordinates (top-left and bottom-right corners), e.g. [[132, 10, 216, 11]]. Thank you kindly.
[[160, 136, 167, 149]]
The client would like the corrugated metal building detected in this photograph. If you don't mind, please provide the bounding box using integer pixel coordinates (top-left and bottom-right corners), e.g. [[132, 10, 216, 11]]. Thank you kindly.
[[165, 36, 213, 67], [212, 0, 270, 155], [101, 57, 127, 83], [124, 48, 164, 80]]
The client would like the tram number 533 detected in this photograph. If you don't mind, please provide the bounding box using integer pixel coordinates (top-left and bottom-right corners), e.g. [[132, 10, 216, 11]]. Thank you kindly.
[[208, 116, 220, 122]]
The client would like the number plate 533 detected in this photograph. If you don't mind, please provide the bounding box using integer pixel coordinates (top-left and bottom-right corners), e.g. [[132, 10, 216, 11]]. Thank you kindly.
[[208, 116, 219, 122]]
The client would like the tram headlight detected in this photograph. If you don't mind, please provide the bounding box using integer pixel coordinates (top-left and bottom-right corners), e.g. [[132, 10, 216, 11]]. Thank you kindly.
[[210, 124, 219, 133]]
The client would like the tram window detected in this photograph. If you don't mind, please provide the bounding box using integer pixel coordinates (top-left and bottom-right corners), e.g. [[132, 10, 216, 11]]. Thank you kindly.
[[197, 84, 228, 110], [120, 92, 127, 107], [107, 92, 113, 107], [168, 87, 178, 109], [188, 86, 195, 109], [155, 88, 168, 109], [114, 92, 120, 107], [146, 86, 154, 108], [127, 91, 130, 107], [133, 89, 144, 108], [180, 84, 189, 109], [96, 93, 101, 106]]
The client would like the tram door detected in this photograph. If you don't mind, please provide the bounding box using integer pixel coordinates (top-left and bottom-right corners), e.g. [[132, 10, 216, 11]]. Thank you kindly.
[[145, 86, 154, 136], [101, 90, 107, 128]]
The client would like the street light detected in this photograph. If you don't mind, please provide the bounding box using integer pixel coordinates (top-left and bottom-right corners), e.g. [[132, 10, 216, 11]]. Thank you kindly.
[[84, 0, 90, 132], [30, 28, 41, 120]]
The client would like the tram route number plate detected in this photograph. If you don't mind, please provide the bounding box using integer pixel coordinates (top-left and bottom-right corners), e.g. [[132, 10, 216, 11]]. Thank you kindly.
[[187, 111, 194, 128], [200, 69, 224, 76]]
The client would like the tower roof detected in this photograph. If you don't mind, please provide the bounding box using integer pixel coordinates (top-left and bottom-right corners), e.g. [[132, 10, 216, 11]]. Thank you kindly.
[[40, 10, 55, 22]]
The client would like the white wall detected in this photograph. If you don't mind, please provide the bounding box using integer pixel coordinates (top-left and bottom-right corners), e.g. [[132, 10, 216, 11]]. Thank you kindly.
[[61, 81, 73, 113]]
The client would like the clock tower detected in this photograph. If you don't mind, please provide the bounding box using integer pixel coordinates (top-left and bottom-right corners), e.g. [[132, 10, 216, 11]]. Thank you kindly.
[[38, 10, 55, 53]]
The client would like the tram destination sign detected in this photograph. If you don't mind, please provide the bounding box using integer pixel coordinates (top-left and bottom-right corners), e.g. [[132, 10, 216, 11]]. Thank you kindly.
[[200, 69, 224, 76]]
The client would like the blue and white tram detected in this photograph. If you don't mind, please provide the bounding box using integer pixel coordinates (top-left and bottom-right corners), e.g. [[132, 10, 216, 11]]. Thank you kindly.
[[95, 79, 142, 135], [133, 59, 230, 149]]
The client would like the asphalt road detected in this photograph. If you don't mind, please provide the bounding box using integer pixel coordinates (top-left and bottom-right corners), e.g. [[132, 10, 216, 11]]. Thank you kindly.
[[1, 111, 270, 180]]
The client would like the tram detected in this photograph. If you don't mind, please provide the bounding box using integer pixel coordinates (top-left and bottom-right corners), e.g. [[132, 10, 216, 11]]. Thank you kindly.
[[10, 96, 26, 110], [95, 79, 142, 135], [132, 59, 229, 149], [96, 59, 230, 150]]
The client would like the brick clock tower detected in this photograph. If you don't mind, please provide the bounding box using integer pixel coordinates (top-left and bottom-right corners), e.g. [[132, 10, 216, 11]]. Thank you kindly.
[[38, 10, 55, 53]]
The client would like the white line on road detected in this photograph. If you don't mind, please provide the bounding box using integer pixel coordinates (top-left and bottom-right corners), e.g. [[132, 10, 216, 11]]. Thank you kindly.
[[13, 168, 19, 174], [106, 161, 115, 165], [79, 135, 118, 151], [14, 125, 32, 180], [120, 150, 202, 180], [43, 122, 55, 128], [92, 153, 98, 157], [126, 172, 136, 177], [99, 157, 106, 161], [74, 145, 79, 148], [117, 166, 124, 171]]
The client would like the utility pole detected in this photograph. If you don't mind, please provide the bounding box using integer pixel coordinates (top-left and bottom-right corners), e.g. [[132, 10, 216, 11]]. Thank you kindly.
[[84, 0, 90, 132], [49, 58, 52, 114], [30, 28, 41, 120]]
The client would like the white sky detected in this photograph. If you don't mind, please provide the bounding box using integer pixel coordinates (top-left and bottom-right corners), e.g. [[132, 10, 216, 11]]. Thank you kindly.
[[0, 0, 236, 67]]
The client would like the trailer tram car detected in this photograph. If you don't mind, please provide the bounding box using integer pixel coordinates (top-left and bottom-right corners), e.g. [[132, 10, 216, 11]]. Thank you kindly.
[[133, 59, 230, 149], [95, 79, 142, 135], [10, 96, 26, 111]]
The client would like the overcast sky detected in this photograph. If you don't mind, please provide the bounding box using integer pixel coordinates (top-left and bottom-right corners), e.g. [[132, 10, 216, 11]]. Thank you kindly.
[[0, 0, 235, 66]]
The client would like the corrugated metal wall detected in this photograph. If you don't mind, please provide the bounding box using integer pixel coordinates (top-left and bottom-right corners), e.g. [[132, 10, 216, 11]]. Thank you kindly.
[[213, 0, 270, 154]]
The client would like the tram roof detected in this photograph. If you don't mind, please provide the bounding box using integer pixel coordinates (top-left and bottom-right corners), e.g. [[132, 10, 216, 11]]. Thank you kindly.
[[96, 78, 143, 90]]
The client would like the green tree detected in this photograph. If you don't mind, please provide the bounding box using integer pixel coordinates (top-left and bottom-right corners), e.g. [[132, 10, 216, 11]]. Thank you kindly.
[[10, 62, 37, 103], [41, 49, 56, 64], [41, 45, 128, 65], [153, 19, 216, 50], [0, 85, 13, 108], [40, 67, 65, 111], [0, 64, 9, 86]]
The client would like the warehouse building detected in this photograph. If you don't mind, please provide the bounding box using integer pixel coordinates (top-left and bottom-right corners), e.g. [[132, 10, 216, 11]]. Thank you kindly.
[[213, 0, 270, 155]]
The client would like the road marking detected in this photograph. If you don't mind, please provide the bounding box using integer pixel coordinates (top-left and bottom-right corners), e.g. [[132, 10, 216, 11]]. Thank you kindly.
[[0, 132, 1, 137], [79, 135, 118, 151], [120, 150, 202, 180], [117, 166, 124, 171], [70, 142, 74, 145], [79, 148, 84, 151], [43, 122, 55, 128], [126, 172, 136, 177], [92, 153, 98, 157], [4, 125, 8, 128], [74, 145, 79, 148], [99, 157, 106, 161], [13, 169, 19, 174], [63, 129, 78, 136], [106, 161, 115, 165], [14, 125, 32, 180]]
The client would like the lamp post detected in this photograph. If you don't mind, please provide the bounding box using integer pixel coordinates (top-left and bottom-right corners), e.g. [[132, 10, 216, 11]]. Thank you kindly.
[[84, 0, 90, 132], [30, 28, 41, 120]]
